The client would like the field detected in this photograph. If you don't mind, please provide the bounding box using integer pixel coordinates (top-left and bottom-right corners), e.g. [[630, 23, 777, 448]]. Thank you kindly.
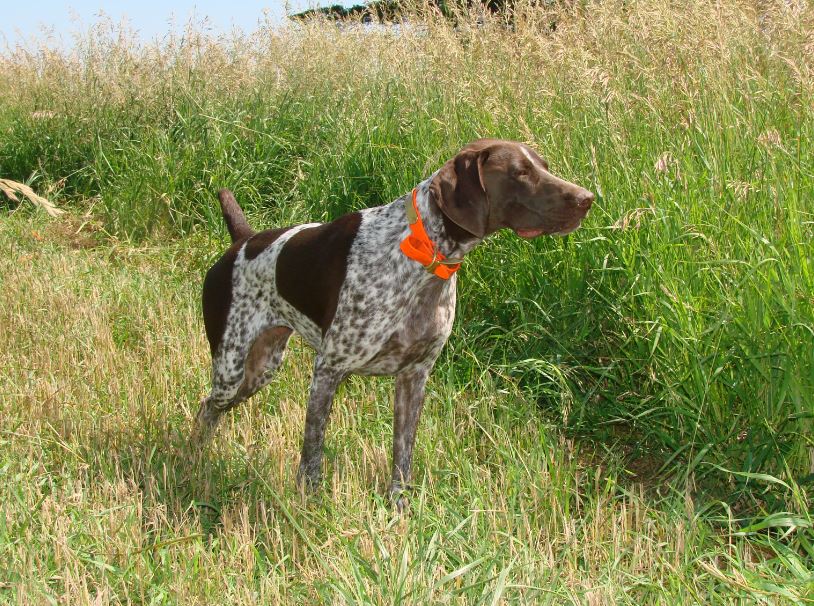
[[1, 0, 813, 602]]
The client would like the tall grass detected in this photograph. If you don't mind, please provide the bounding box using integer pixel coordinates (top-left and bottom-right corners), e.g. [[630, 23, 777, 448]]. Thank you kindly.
[[2, 211, 812, 603], [1, 0, 813, 600]]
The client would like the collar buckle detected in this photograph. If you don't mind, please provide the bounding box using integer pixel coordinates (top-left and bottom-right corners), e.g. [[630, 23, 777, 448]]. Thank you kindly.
[[425, 251, 441, 274]]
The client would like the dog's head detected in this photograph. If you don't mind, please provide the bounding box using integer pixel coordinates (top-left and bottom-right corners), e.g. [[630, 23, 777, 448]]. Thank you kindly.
[[430, 139, 594, 240]]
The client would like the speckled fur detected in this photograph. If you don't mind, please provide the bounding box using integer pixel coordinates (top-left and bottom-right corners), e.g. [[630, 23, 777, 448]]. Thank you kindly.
[[193, 175, 468, 499], [194, 139, 594, 505]]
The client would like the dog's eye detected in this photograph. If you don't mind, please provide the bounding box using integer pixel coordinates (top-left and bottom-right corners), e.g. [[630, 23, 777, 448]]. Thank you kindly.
[[514, 168, 528, 177]]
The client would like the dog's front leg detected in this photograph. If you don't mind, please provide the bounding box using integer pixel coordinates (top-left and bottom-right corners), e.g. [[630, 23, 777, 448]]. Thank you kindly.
[[390, 366, 431, 508], [297, 357, 345, 491]]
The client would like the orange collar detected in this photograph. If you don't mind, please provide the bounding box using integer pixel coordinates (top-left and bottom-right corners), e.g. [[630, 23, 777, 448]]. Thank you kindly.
[[399, 188, 463, 279]]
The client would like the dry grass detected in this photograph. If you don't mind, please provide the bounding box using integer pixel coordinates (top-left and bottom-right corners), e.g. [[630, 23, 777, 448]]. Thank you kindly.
[[0, 209, 808, 604], [0, 179, 63, 217], [1, 0, 813, 602]]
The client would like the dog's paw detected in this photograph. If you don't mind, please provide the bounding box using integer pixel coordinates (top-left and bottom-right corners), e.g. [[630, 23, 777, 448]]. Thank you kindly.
[[296, 463, 322, 493], [389, 484, 412, 513]]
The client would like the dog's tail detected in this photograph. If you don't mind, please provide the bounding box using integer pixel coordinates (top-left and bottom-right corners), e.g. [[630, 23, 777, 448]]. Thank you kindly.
[[218, 188, 254, 243]]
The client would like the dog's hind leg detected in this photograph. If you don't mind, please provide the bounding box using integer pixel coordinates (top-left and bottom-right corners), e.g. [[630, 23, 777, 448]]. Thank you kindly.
[[236, 325, 293, 400], [192, 324, 293, 445]]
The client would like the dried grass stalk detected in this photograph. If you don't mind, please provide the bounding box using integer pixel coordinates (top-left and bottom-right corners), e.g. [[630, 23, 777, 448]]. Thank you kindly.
[[0, 178, 64, 217]]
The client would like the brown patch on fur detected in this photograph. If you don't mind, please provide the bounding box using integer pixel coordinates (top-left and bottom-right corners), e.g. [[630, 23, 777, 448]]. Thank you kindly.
[[244, 227, 293, 261], [276, 212, 362, 334], [202, 238, 248, 355], [238, 325, 293, 395], [427, 185, 480, 243]]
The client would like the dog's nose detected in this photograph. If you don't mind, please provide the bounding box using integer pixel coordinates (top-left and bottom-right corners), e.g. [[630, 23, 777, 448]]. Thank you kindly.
[[576, 191, 594, 209]]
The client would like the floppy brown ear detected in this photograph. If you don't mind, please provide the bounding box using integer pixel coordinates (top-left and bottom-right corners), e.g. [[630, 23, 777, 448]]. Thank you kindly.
[[433, 148, 491, 239]]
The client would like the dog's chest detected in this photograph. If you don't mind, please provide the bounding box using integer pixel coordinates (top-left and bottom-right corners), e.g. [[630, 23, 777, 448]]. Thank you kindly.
[[322, 204, 458, 374], [348, 275, 456, 375]]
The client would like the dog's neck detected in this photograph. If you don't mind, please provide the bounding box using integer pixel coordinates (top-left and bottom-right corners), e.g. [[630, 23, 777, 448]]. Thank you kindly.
[[412, 174, 482, 260]]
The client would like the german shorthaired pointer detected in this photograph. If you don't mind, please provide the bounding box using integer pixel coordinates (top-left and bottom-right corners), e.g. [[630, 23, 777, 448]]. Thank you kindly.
[[193, 139, 594, 505]]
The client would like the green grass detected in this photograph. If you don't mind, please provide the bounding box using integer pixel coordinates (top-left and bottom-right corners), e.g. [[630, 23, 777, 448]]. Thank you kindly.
[[1, 211, 811, 603], [1, 0, 813, 602]]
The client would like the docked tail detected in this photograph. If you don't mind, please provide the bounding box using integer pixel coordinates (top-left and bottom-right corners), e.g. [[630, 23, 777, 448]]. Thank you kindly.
[[217, 188, 254, 243]]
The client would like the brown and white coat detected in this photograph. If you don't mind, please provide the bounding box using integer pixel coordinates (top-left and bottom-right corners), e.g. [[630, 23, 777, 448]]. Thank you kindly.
[[194, 139, 594, 504]]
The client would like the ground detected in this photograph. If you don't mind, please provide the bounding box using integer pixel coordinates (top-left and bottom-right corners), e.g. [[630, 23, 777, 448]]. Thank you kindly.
[[1, 210, 808, 604]]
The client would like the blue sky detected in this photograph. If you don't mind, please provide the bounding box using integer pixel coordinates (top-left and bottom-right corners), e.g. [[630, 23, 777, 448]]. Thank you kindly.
[[2, 1, 358, 48]]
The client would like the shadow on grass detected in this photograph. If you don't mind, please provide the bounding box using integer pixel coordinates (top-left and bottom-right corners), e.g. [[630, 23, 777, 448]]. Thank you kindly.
[[71, 418, 280, 536]]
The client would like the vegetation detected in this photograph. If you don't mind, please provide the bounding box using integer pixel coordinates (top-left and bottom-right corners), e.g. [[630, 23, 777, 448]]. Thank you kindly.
[[290, 2, 399, 22], [288, 1, 503, 22], [1, 0, 812, 602]]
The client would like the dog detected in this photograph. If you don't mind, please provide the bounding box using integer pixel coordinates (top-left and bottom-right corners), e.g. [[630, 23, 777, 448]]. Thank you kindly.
[[193, 138, 594, 505]]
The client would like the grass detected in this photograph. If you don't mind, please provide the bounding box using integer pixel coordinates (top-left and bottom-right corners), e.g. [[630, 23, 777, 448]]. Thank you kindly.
[[1, 211, 811, 603], [1, 0, 813, 602]]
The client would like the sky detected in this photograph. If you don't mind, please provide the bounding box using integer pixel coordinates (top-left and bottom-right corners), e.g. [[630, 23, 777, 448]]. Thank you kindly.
[[1, 1, 358, 48]]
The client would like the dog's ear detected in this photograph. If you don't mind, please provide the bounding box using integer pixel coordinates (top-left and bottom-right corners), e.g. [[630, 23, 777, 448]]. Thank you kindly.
[[433, 148, 491, 239]]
